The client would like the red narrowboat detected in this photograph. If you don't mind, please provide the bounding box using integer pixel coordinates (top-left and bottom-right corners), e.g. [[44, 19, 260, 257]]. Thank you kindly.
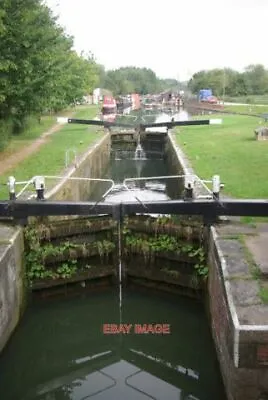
[[131, 93, 141, 110], [102, 95, 117, 114]]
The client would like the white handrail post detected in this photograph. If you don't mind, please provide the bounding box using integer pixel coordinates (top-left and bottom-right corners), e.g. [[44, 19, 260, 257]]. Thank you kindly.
[[34, 176, 45, 200], [184, 175, 195, 200], [212, 175, 220, 200], [7, 176, 16, 200]]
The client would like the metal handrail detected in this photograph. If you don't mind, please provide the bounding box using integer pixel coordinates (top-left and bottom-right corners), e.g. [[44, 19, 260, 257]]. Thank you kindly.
[[16, 178, 35, 198], [65, 148, 77, 168], [5, 173, 221, 204], [44, 176, 115, 199], [123, 174, 213, 195], [121, 174, 219, 207], [14, 175, 115, 200]]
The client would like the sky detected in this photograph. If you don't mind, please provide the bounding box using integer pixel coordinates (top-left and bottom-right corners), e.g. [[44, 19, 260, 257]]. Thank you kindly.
[[44, 0, 268, 81]]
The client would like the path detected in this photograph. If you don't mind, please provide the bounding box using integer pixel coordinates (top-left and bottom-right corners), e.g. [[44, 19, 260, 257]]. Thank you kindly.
[[0, 110, 76, 176], [220, 102, 268, 107], [0, 124, 64, 175]]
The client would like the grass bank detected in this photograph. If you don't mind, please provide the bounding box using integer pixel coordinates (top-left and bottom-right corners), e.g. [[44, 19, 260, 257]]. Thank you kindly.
[[0, 115, 56, 160], [224, 94, 268, 105], [175, 114, 268, 302], [223, 104, 268, 115], [0, 107, 78, 162], [175, 114, 268, 199], [0, 105, 101, 199]]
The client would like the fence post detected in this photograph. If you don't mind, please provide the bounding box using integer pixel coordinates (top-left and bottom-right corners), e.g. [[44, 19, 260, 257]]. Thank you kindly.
[[184, 175, 194, 200], [34, 176, 45, 200], [7, 176, 16, 200], [212, 175, 220, 200]]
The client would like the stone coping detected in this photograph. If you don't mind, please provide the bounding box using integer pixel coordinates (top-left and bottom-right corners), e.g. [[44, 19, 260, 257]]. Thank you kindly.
[[0, 224, 21, 246], [212, 226, 268, 327], [168, 133, 210, 197]]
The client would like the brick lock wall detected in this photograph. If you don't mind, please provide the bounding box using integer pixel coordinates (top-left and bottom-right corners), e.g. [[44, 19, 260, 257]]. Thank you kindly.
[[208, 233, 268, 400]]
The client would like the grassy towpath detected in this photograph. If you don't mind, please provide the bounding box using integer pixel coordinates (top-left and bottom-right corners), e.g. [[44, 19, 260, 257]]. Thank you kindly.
[[175, 113, 268, 302], [0, 105, 101, 199], [223, 104, 268, 115], [175, 114, 268, 199]]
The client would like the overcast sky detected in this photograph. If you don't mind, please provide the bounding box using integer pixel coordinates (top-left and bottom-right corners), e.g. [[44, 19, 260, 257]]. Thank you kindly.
[[44, 0, 268, 81]]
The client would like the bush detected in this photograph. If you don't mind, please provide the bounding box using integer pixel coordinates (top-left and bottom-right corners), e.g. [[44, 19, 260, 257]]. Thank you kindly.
[[12, 114, 30, 135], [0, 119, 12, 150]]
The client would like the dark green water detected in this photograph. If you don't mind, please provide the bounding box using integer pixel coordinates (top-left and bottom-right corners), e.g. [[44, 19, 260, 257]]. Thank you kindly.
[[0, 289, 226, 400]]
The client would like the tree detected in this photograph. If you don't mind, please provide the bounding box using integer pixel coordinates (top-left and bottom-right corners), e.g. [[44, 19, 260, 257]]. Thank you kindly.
[[101, 66, 175, 95], [0, 0, 101, 136], [187, 65, 268, 98], [244, 64, 268, 95]]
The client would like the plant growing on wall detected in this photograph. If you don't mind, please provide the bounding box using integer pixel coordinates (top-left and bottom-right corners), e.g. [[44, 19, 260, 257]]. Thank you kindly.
[[124, 231, 209, 279], [96, 240, 116, 263], [24, 226, 115, 283]]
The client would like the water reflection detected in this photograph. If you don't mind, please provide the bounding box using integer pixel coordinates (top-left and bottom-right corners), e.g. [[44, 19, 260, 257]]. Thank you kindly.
[[0, 291, 226, 400]]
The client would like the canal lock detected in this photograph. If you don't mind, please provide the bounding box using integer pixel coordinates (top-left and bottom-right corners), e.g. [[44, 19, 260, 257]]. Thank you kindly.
[[23, 122, 209, 301], [0, 110, 227, 400]]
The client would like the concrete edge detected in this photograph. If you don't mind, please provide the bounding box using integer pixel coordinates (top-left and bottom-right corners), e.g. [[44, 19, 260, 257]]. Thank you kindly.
[[46, 132, 110, 199], [168, 132, 196, 176], [211, 227, 268, 328], [168, 132, 209, 197], [0, 227, 22, 258], [0, 226, 25, 354]]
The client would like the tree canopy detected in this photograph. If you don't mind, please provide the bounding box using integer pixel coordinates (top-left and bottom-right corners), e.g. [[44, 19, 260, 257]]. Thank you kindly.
[[0, 0, 183, 147], [101, 66, 180, 95], [0, 0, 99, 138], [188, 65, 268, 98]]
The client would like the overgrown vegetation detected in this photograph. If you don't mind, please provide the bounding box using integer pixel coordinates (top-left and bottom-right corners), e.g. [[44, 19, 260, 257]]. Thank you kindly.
[[24, 226, 115, 283], [123, 226, 208, 279]]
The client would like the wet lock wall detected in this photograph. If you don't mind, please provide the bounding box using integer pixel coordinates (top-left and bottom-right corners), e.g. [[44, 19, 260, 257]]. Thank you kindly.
[[0, 109, 227, 400]]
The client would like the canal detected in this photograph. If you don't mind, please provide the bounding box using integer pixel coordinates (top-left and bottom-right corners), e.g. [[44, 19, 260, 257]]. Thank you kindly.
[[0, 108, 227, 400]]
